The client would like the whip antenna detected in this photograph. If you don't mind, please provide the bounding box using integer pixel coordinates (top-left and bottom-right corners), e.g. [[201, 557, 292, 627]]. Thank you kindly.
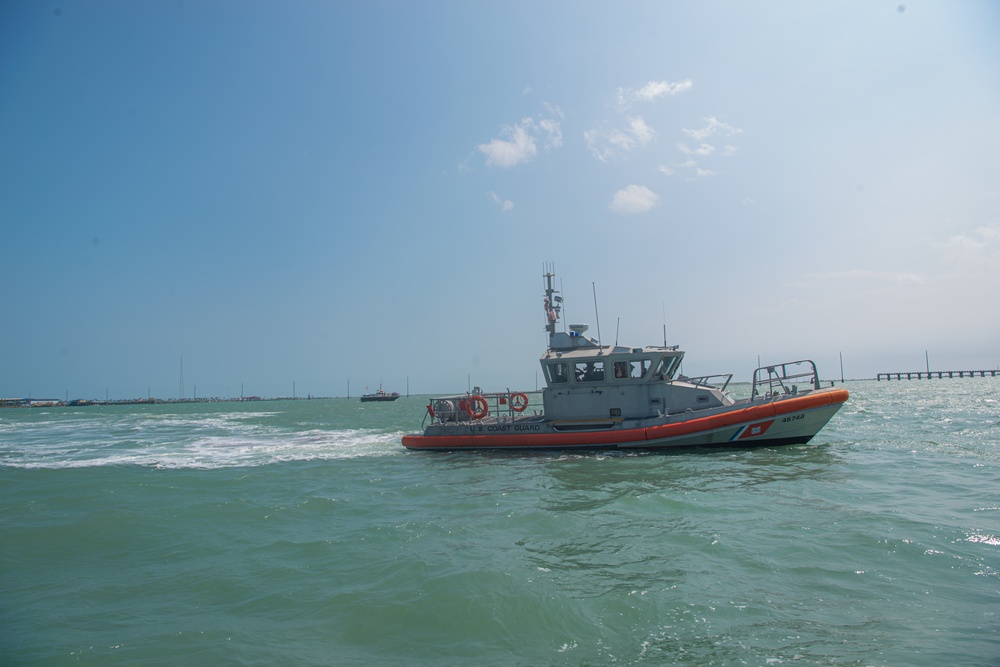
[[592, 282, 602, 352], [662, 301, 667, 347]]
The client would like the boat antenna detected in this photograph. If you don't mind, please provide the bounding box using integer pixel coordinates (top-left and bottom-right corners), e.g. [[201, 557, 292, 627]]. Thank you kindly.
[[662, 301, 667, 347], [592, 282, 602, 352], [560, 278, 566, 333], [615, 318, 620, 347]]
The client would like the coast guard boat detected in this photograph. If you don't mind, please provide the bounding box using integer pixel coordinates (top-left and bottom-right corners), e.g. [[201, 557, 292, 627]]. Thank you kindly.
[[402, 271, 848, 451]]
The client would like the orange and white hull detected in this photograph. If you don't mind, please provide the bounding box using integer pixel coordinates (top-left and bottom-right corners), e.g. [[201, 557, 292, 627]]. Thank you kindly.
[[402, 387, 849, 451]]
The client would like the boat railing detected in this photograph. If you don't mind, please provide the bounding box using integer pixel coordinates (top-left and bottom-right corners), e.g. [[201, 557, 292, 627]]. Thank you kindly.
[[677, 373, 733, 392], [750, 360, 821, 400], [422, 390, 541, 426]]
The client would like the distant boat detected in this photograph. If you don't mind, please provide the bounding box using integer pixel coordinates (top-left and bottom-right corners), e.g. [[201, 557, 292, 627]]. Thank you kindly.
[[360, 387, 400, 402]]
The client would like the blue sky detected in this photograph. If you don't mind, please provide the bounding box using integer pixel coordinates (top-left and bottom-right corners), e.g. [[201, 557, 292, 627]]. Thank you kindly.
[[2, 1, 999, 399]]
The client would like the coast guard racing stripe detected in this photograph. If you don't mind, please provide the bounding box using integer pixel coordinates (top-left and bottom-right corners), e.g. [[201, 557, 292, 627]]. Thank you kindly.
[[730, 419, 775, 441]]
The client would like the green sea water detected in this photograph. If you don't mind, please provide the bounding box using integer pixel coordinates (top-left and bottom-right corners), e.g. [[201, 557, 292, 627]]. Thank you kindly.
[[2, 380, 999, 666]]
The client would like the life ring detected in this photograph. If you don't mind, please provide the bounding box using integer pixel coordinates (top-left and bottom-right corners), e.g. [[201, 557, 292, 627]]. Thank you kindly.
[[468, 395, 489, 420], [510, 392, 529, 412], [426, 402, 435, 419]]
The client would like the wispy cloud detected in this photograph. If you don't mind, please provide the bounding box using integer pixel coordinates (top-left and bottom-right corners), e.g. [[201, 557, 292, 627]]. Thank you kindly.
[[660, 118, 742, 178], [585, 116, 656, 162], [617, 79, 693, 108], [807, 226, 1000, 290], [478, 121, 538, 168], [486, 191, 513, 212], [477, 107, 563, 168], [677, 142, 715, 156], [609, 184, 660, 214], [585, 79, 693, 162], [661, 158, 718, 179], [942, 224, 1000, 262], [538, 118, 563, 149], [683, 117, 742, 141]]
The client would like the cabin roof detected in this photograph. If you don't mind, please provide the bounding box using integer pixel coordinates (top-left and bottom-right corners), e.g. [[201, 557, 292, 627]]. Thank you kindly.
[[541, 345, 682, 361]]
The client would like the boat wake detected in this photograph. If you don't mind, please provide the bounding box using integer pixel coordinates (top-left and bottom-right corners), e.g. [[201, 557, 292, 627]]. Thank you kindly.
[[0, 411, 406, 469]]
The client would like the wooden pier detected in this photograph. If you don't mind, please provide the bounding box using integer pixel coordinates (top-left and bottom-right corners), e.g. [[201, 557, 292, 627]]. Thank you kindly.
[[877, 370, 999, 381]]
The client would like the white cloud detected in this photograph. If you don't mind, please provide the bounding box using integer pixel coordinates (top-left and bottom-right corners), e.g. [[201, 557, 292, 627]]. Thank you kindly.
[[617, 79, 693, 108], [539, 118, 563, 149], [638, 79, 693, 100], [942, 224, 1000, 262], [671, 124, 739, 177], [585, 116, 656, 162], [478, 108, 563, 168], [478, 122, 538, 168], [587, 80, 700, 163], [583, 129, 611, 162], [683, 117, 742, 141], [677, 142, 715, 156], [486, 191, 513, 212], [628, 117, 655, 145], [609, 185, 660, 214]]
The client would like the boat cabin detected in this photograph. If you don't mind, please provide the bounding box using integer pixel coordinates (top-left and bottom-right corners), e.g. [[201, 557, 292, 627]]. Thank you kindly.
[[539, 325, 733, 423]]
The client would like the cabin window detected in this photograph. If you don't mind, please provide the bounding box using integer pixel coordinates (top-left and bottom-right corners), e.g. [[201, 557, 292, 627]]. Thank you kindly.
[[654, 356, 680, 380], [546, 362, 569, 384], [613, 359, 650, 380], [574, 360, 605, 382]]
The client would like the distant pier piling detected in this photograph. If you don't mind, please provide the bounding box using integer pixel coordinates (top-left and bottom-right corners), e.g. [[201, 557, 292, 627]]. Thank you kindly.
[[877, 369, 999, 381]]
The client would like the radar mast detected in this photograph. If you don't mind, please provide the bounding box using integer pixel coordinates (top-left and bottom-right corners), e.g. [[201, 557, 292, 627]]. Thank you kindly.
[[543, 268, 561, 338]]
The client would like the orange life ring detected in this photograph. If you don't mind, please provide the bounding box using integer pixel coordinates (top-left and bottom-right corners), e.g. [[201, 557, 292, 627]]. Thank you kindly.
[[510, 392, 529, 412], [468, 395, 489, 420]]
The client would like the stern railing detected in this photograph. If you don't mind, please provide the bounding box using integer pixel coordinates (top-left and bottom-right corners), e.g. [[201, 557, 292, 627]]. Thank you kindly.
[[422, 389, 540, 426], [750, 360, 820, 400]]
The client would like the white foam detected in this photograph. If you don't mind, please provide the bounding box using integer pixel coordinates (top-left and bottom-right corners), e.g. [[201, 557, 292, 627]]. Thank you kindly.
[[1, 409, 407, 469]]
